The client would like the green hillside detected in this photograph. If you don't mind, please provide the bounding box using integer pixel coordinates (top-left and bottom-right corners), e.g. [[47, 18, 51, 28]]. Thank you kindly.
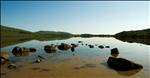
[[115, 29, 150, 45], [0, 25, 73, 48]]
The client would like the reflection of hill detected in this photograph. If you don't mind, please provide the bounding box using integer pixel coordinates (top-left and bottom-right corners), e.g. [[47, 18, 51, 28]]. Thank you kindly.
[[35, 36, 72, 41], [1, 37, 32, 48], [115, 37, 150, 45], [115, 29, 150, 45], [1, 25, 73, 48]]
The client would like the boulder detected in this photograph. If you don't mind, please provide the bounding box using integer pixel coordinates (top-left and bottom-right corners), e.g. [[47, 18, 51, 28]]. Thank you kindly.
[[12, 46, 30, 52], [111, 48, 119, 54], [98, 45, 104, 49], [58, 43, 71, 50], [0, 52, 10, 59], [44, 45, 56, 51], [107, 57, 143, 71]]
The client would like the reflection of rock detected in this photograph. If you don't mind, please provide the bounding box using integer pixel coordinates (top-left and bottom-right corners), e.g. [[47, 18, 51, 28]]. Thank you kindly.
[[71, 47, 75, 52], [44, 45, 56, 51], [111, 48, 119, 54], [89, 45, 94, 48], [107, 57, 143, 71], [29, 48, 36, 52], [45, 50, 56, 54], [98, 45, 104, 49], [12, 51, 29, 57], [58, 43, 71, 50], [116, 69, 142, 76]]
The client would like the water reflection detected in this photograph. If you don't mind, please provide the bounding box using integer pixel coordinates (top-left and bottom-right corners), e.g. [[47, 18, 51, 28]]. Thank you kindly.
[[12, 51, 29, 57], [115, 37, 150, 45], [44, 50, 56, 54], [116, 69, 142, 76]]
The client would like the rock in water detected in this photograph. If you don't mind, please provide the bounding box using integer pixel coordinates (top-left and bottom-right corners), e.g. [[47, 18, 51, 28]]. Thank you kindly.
[[35, 59, 41, 63], [98, 45, 104, 49], [111, 48, 119, 54], [107, 57, 143, 71], [0, 52, 10, 59], [58, 43, 71, 50], [8, 64, 16, 69], [44, 45, 56, 51]]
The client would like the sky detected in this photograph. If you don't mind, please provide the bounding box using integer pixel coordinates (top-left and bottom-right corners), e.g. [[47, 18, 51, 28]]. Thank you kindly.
[[1, 1, 149, 34]]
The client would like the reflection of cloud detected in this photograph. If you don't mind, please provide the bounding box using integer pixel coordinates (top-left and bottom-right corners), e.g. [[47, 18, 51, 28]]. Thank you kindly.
[[116, 69, 142, 76]]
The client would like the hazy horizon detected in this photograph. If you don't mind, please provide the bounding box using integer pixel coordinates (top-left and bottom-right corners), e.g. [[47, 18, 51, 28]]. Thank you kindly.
[[1, 1, 149, 34]]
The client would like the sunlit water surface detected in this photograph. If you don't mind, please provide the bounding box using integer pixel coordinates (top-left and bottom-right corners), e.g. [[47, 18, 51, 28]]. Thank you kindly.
[[1, 37, 150, 78]]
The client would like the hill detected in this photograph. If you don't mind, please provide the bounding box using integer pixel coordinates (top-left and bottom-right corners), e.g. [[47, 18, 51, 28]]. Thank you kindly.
[[0, 25, 73, 47], [115, 29, 150, 45]]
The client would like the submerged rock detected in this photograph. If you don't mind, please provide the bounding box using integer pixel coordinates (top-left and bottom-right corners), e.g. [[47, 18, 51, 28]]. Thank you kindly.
[[8, 64, 16, 69], [58, 43, 71, 50], [107, 57, 143, 71], [35, 59, 41, 63], [111, 48, 119, 54]]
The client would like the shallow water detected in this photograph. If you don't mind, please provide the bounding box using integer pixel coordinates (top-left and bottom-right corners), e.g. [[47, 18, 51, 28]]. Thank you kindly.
[[1, 37, 150, 78]]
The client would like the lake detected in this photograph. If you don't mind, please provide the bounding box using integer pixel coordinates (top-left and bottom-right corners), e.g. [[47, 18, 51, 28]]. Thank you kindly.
[[1, 37, 149, 78]]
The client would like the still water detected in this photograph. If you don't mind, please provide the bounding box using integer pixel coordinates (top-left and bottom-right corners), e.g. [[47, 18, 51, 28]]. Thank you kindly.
[[1, 37, 150, 78]]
